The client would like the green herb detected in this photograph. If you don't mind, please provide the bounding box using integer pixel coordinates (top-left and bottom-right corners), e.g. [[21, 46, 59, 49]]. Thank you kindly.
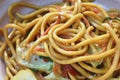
[[88, 47, 93, 54], [31, 68, 38, 72], [91, 60, 103, 68], [104, 17, 120, 22], [96, 45, 101, 52]]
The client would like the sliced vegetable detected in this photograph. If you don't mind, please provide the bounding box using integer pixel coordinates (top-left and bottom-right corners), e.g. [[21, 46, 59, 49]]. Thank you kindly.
[[34, 46, 45, 52], [88, 47, 93, 54], [41, 15, 60, 36], [44, 72, 69, 80], [62, 65, 78, 78], [104, 17, 120, 22], [27, 42, 45, 52], [53, 63, 61, 76], [93, 8, 99, 14], [39, 56, 52, 62], [88, 44, 102, 54], [11, 69, 37, 80], [90, 60, 103, 68], [107, 9, 119, 18], [89, 45, 103, 68], [95, 45, 102, 52], [17, 47, 53, 73], [40, 26, 52, 36]]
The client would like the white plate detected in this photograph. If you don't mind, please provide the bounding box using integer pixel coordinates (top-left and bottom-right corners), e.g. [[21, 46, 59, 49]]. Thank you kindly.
[[0, 0, 120, 80]]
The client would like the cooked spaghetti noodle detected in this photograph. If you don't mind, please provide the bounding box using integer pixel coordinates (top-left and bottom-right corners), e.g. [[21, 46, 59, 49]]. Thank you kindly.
[[0, 0, 120, 80]]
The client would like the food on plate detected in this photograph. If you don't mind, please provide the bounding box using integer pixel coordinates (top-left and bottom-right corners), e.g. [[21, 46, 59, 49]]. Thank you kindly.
[[11, 69, 37, 80], [0, 0, 120, 80]]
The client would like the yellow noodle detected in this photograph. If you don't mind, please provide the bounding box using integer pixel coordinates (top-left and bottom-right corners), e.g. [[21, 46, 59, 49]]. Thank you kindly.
[[4, 52, 17, 74], [83, 11, 103, 22], [8, 2, 41, 20], [45, 41, 115, 64], [78, 62, 108, 74], [97, 23, 120, 80], [1, 0, 120, 80], [16, 8, 49, 19], [82, 3, 108, 17], [6, 67, 13, 79], [22, 17, 43, 44], [53, 22, 85, 43], [71, 63, 90, 78], [25, 35, 48, 60]]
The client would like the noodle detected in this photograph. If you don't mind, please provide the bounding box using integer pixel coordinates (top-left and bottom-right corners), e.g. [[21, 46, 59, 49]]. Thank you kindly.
[[0, 0, 120, 80]]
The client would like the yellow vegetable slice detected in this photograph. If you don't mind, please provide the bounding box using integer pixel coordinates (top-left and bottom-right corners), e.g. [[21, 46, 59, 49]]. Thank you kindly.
[[11, 69, 37, 80]]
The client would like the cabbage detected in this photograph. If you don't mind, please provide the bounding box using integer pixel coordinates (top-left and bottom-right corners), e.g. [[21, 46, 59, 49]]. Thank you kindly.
[[11, 69, 37, 80], [16, 47, 53, 73], [44, 72, 70, 80]]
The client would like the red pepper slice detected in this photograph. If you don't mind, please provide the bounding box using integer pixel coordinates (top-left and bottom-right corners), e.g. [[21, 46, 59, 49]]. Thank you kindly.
[[34, 47, 45, 52], [93, 8, 99, 14], [41, 15, 60, 36], [62, 65, 78, 78], [53, 63, 61, 76], [43, 58, 49, 62]]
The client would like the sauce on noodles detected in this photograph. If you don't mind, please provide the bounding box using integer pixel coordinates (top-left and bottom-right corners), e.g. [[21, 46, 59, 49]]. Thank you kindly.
[[0, 0, 120, 80]]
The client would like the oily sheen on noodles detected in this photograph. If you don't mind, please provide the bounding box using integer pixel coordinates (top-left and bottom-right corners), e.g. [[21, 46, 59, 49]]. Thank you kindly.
[[0, 0, 120, 80]]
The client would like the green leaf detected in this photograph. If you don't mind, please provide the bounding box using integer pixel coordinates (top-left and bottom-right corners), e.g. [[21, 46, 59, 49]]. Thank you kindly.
[[88, 47, 93, 54], [104, 17, 120, 22], [17, 47, 53, 73]]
